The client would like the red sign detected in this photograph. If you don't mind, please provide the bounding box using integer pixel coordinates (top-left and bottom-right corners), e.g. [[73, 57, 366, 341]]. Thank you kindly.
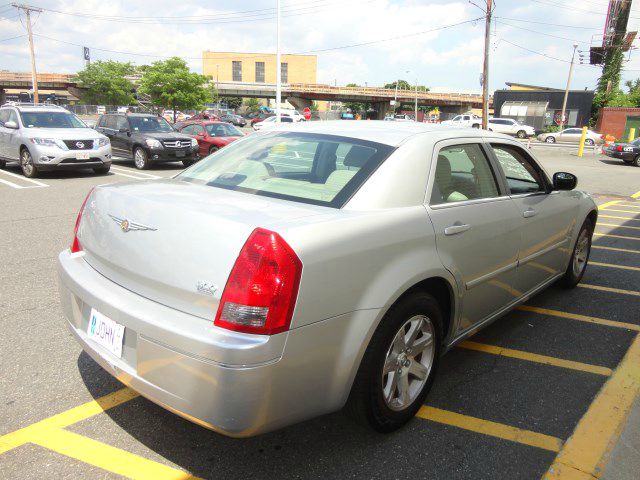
[[303, 107, 312, 120]]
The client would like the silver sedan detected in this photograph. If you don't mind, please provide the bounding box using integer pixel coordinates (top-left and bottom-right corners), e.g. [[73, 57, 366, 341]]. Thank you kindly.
[[58, 121, 597, 437], [537, 128, 603, 145]]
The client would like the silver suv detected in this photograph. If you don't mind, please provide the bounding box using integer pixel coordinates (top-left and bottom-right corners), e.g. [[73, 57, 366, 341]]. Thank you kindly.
[[0, 103, 112, 178]]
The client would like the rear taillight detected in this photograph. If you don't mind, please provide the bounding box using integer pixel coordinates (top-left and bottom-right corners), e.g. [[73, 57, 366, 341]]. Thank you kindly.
[[70, 188, 94, 253], [616, 145, 624, 152], [214, 228, 302, 335]]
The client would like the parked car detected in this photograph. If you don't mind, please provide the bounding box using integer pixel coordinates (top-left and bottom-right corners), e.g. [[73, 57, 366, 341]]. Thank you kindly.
[[280, 109, 306, 122], [441, 114, 482, 128], [162, 110, 190, 123], [95, 113, 198, 169], [487, 118, 535, 138], [249, 112, 276, 126], [182, 112, 221, 125], [602, 138, 640, 166], [176, 121, 244, 156], [538, 128, 603, 145], [219, 114, 247, 127], [340, 112, 355, 120], [0, 103, 111, 177], [58, 122, 596, 438], [253, 115, 294, 131]]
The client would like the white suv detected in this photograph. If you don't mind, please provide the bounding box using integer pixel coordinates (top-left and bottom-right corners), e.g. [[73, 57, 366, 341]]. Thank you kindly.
[[440, 114, 482, 128], [488, 118, 535, 138], [0, 103, 111, 178]]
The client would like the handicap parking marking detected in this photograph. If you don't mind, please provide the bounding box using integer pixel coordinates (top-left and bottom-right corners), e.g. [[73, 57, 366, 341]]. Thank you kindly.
[[0, 169, 49, 189]]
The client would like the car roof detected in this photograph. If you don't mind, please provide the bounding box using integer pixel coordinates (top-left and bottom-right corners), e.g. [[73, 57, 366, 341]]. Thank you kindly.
[[2, 104, 69, 113], [270, 120, 495, 146]]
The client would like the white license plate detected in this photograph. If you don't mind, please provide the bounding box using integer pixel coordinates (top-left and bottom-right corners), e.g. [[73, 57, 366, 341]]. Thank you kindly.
[[175, 150, 186, 157], [76, 152, 91, 160], [87, 308, 125, 358]]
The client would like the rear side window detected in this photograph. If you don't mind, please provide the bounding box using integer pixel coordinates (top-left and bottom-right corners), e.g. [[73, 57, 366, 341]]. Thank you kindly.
[[491, 144, 547, 194], [431, 144, 499, 205], [177, 132, 394, 208], [104, 115, 117, 130]]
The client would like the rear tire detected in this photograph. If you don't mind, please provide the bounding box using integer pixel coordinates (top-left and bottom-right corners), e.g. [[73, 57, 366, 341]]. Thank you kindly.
[[93, 165, 110, 174], [560, 218, 594, 288], [0, 159, 6, 169], [133, 147, 150, 170], [516, 130, 527, 139], [208, 146, 219, 155], [347, 291, 442, 433], [472, 123, 480, 129], [545, 136, 556, 143], [20, 148, 38, 178], [182, 159, 195, 167], [633, 155, 640, 167], [585, 138, 595, 146]]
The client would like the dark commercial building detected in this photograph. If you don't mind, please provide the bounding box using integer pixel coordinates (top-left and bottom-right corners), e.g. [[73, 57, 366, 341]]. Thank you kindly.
[[492, 83, 594, 132]]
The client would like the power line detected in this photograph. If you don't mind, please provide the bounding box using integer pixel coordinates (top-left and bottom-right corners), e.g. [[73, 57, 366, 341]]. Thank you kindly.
[[495, 19, 591, 44], [0, 33, 25, 42], [495, 16, 602, 30]]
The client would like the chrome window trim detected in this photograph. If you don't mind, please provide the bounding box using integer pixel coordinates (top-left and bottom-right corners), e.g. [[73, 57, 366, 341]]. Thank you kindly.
[[429, 195, 512, 210]]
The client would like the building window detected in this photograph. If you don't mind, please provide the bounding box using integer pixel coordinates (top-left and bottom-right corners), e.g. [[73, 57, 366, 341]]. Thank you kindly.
[[281, 62, 288, 83], [255, 62, 265, 83], [232, 61, 242, 82]]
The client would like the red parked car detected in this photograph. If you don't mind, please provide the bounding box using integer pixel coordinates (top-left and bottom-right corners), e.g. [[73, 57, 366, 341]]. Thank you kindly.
[[176, 121, 244, 157]]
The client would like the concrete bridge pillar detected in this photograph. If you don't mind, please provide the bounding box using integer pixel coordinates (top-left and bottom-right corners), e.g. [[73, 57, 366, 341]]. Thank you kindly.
[[0, 89, 6, 105], [439, 105, 470, 120], [371, 101, 391, 120], [287, 96, 312, 111]]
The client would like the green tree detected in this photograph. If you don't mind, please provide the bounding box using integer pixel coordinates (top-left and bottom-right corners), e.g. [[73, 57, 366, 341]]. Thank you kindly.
[[243, 98, 261, 112], [138, 57, 212, 122], [343, 83, 369, 113], [224, 97, 243, 109], [74, 60, 137, 106], [310, 101, 319, 112], [384, 79, 411, 90]]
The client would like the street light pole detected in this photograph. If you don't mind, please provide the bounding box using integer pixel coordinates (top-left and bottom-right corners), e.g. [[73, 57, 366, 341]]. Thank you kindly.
[[275, 0, 281, 123], [559, 44, 578, 131]]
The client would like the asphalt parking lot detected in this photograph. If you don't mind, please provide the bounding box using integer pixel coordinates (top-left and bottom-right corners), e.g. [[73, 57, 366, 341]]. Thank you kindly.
[[1, 147, 639, 479]]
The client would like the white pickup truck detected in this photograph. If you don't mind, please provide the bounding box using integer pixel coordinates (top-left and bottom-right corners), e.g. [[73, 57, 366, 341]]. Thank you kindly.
[[440, 113, 482, 128]]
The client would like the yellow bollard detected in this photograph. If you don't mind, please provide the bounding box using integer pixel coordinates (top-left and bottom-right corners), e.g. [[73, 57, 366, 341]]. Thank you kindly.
[[628, 127, 636, 143], [577, 126, 588, 157]]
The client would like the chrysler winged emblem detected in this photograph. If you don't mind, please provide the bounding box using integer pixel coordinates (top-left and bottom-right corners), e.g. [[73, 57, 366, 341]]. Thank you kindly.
[[108, 214, 157, 233]]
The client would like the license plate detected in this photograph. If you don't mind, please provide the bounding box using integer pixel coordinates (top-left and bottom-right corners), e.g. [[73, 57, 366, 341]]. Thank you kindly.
[[86, 308, 125, 358], [76, 152, 90, 160], [175, 150, 186, 158]]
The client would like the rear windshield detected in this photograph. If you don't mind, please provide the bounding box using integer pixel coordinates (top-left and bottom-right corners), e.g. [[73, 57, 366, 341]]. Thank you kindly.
[[177, 132, 395, 208], [20, 111, 87, 129], [128, 116, 173, 133], [206, 123, 242, 137]]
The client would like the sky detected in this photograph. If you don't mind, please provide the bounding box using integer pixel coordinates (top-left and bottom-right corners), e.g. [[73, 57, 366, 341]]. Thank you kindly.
[[1, 0, 640, 94]]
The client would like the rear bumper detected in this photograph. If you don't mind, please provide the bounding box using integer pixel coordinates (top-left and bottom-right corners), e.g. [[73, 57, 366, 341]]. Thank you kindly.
[[57, 249, 377, 437], [603, 150, 634, 160]]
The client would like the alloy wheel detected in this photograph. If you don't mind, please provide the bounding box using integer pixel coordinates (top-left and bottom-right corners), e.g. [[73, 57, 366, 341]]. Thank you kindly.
[[572, 228, 590, 278], [381, 315, 435, 411], [134, 149, 146, 169], [21, 150, 34, 176]]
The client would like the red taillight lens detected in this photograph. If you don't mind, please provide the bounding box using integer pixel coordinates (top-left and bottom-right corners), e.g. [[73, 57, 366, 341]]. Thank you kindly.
[[70, 188, 94, 253], [214, 228, 302, 335], [616, 145, 624, 152]]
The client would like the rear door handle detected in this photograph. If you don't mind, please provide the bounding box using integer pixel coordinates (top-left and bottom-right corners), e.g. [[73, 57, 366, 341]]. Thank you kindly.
[[444, 223, 471, 235], [523, 209, 537, 218]]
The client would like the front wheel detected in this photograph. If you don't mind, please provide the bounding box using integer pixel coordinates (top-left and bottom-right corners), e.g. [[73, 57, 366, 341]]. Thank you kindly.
[[516, 130, 527, 139], [0, 159, 6, 169], [585, 138, 595, 146], [545, 136, 556, 143], [208, 146, 218, 156], [633, 155, 640, 167], [347, 291, 442, 432], [471, 123, 480, 129], [560, 218, 594, 288], [133, 147, 150, 170], [20, 149, 38, 178], [182, 159, 195, 167]]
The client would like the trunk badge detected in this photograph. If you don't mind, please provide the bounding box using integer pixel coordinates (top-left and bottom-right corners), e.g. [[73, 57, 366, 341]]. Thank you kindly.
[[109, 215, 157, 233]]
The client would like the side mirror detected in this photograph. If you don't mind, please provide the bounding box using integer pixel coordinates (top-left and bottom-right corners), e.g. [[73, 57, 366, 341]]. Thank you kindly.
[[197, 131, 205, 137], [118, 128, 129, 133], [553, 172, 577, 191], [4, 121, 18, 129]]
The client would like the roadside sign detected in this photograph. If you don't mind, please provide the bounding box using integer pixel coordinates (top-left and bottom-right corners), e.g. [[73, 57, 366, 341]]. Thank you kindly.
[[83, 47, 90, 61], [303, 107, 312, 120]]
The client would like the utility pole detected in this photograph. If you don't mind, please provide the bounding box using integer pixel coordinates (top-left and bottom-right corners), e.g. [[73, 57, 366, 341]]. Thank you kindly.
[[414, 80, 418, 122], [481, 0, 492, 129], [275, 0, 281, 123], [559, 44, 578, 131], [12, 4, 42, 104]]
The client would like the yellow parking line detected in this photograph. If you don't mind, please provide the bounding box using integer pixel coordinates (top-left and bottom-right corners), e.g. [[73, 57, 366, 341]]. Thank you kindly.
[[633, 190, 640, 199], [590, 261, 640, 272], [543, 335, 640, 479], [578, 283, 640, 297], [458, 341, 612, 376], [616, 203, 640, 209], [599, 215, 640, 222], [597, 200, 622, 210], [601, 209, 640, 215], [597, 222, 640, 231], [417, 406, 562, 452], [592, 245, 640, 254], [0, 387, 138, 454], [593, 232, 640, 241], [517, 305, 640, 331], [31, 429, 199, 480]]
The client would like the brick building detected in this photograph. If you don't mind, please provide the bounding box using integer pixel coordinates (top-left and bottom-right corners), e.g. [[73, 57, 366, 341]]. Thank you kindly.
[[595, 107, 640, 139]]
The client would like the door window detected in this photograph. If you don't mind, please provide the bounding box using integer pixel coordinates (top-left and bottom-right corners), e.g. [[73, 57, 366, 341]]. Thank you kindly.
[[181, 124, 195, 135], [491, 144, 547, 195], [431, 144, 500, 205], [452, 115, 461, 122], [105, 116, 117, 130], [0, 109, 10, 125], [116, 117, 129, 131], [193, 125, 206, 135]]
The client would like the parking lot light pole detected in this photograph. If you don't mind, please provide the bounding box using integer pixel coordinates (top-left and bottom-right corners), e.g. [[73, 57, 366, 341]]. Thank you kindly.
[[559, 44, 578, 131], [275, 0, 281, 123]]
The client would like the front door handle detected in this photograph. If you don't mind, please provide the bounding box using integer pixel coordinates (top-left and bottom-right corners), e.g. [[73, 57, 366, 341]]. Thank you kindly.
[[444, 223, 471, 236], [523, 209, 537, 218]]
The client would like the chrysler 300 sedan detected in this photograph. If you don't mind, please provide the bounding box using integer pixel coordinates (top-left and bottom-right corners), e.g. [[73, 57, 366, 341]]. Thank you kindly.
[[58, 122, 597, 437]]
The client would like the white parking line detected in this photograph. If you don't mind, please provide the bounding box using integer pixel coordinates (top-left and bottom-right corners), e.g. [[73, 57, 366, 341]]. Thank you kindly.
[[110, 166, 161, 179], [0, 169, 48, 189]]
